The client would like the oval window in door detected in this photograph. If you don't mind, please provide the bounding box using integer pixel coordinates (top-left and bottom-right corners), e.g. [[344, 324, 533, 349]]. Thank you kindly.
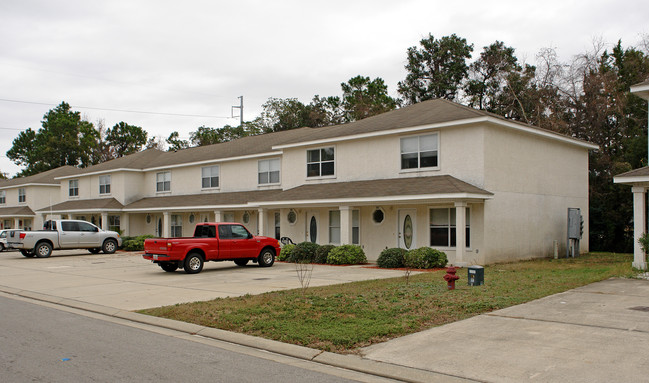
[[403, 215, 413, 249], [309, 216, 317, 243]]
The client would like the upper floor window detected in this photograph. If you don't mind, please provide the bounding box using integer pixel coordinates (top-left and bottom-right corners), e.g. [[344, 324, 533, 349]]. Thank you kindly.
[[18, 188, 26, 203], [201, 166, 219, 188], [69, 180, 79, 197], [99, 175, 111, 194], [0, 190, 5, 204], [401, 133, 438, 170], [156, 171, 171, 192], [307, 147, 335, 177], [258, 158, 280, 185]]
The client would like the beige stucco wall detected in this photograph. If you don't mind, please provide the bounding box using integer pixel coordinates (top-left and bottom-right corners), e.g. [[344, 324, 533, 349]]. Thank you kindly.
[[280, 125, 486, 189], [481, 125, 590, 263]]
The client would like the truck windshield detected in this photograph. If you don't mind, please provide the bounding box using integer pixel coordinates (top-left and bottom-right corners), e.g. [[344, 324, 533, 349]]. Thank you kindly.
[[194, 225, 216, 238]]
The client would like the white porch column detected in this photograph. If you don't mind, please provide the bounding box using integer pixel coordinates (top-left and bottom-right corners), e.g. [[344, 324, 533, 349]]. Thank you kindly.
[[339, 206, 352, 245], [632, 186, 648, 270], [455, 202, 467, 266], [13, 217, 20, 229], [213, 210, 222, 222], [257, 208, 265, 236], [101, 212, 108, 231], [122, 213, 130, 236], [163, 212, 170, 238]]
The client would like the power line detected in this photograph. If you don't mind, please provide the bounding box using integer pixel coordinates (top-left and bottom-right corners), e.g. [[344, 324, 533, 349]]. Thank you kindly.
[[0, 98, 235, 119]]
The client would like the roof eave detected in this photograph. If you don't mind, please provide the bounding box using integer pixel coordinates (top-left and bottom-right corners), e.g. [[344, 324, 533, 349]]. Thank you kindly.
[[256, 192, 493, 208]]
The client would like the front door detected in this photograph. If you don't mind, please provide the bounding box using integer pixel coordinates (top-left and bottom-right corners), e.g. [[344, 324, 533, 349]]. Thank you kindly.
[[306, 211, 319, 243], [398, 209, 417, 250]]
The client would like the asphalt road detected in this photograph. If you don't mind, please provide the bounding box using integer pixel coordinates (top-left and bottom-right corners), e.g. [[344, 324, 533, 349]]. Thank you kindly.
[[0, 295, 390, 383]]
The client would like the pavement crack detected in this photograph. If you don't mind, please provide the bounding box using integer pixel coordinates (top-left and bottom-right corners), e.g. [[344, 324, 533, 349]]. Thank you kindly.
[[486, 313, 649, 334], [310, 350, 324, 360]]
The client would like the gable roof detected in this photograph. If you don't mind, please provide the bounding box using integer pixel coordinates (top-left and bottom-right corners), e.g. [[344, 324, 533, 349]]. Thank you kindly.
[[0, 206, 35, 217], [55, 149, 167, 178], [0, 166, 79, 188], [614, 166, 649, 184], [38, 198, 124, 213], [123, 189, 283, 211]]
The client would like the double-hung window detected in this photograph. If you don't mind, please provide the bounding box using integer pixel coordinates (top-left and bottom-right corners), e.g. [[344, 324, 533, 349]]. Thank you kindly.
[[401, 133, 438, 170], [18, 188, 26, 203], [108, 215, 120, 232], [0, 190, 5, 204], [352, 209, 360, 245], [307, 147, 335, 177], [170, 215, 182, 237], [258, 158, 280, 185], [99, 175, 111, 195], [329, 210, 341, 244], [201, 166, 219, 188], [69, 180, 79, 197], [156, 171, 171, 192], [430, 208, 470, 247]]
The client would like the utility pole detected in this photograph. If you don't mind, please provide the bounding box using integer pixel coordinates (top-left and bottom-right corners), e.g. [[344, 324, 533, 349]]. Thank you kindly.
[[231, 96, 243, 126]]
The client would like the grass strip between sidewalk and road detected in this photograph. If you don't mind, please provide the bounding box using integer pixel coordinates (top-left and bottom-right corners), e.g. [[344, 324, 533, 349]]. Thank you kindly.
[[138, 252, 635, 353]]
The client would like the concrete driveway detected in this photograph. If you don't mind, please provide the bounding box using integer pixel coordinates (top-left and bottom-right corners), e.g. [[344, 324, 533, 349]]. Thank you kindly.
[[0, 249, 410, 310]]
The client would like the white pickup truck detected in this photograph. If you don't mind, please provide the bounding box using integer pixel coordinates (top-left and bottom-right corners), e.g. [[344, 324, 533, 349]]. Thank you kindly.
[[9, 219, 122, 258]]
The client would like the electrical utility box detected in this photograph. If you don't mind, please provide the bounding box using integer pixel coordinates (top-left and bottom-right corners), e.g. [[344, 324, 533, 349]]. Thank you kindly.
[[468, 266, 484, 286], [567, 208, 582, 258]]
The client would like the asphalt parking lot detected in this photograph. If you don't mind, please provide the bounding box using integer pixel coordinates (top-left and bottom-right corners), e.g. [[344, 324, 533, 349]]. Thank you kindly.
[[0, 249, 409, 310]]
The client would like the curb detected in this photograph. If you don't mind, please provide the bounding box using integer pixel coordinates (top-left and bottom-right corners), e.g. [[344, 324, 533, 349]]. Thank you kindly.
[[0, 286, 473, 383]]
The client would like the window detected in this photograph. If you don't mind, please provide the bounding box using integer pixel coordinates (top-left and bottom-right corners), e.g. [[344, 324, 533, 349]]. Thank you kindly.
[[401, 134, 438, 169], [274, 212, 281, 240], [307, 147, 335, 177], [372, 208, 384, 224], [77, 221, 98, 232], [0, 190, 5, 204], [61, 221, 79, 231], [99, 175, 111, 194], [195, 225, 216, 238], [287, 210, 297, 225], [352, 210, 360, 245], [170, 215, 182, 237], [231, 225, 250, 238], [201, 166, 219, 188], [108, 215, 120, 232], [258, 158, 280, 184], [69, 180, 79, 197], [329, 210, 341, 244], [430, 208, 470, 247], [224, 212, 234, 222], [242, 211, 250, 224], [18, 188, 26, 203], [156, 171, 171, 192]]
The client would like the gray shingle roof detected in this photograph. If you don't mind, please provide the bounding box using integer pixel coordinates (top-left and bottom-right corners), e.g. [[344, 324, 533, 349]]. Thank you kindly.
[[123, 190, 283, 210], [0, 166, 79, 187], [615, 166, 649, 178], [258, 175, 492, 203], [38, 198, 124, 212], [0, 206, 35, 216]]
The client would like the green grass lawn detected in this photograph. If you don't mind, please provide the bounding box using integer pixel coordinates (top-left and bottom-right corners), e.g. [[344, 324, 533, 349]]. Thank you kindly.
[[139, 252, 636, 353]]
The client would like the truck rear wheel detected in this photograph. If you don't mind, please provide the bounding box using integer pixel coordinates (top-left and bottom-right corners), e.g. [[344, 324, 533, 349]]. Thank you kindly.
[[159, 262, 179, 272], [234, 259, 249, 267], [35, 242, 52, 258], [184, 252, 204, 274], [21, 249, 34, 258]]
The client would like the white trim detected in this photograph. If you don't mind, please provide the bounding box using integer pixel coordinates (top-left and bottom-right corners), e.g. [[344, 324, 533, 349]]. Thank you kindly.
[[273, 117, 597, 150], [614, 176, 649, 184], [0, 183, 60, 190], [122, 204, 252, 213], [630, 84, 649, 100], [256, 192, 492, 208]]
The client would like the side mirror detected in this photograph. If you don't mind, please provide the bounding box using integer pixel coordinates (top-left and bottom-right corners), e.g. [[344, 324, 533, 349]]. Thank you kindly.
[[248, 232, 253, 239]]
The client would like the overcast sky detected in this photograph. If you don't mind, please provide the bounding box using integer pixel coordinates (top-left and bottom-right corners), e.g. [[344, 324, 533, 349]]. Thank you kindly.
[[1, 0, 647, 177]]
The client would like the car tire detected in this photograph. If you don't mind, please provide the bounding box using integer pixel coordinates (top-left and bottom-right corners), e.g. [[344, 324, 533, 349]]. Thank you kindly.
[[257, 248, 275, 267], [184, 252, 204, 274], [35, 242, 52, 258], [0, 243, 5, 252], [88, 248, 101, 254], [102, 239, 118, 254], [20, 249, 34, 258], [234, 259, 249, 267], [159, 262, 179, 272]]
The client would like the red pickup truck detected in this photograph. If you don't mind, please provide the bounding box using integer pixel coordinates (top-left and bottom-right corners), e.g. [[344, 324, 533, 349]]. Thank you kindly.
[[143, 222, 281, 274]]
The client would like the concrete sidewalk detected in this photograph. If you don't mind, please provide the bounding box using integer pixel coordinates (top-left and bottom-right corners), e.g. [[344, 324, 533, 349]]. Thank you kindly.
[[361, 278, 649, 382]]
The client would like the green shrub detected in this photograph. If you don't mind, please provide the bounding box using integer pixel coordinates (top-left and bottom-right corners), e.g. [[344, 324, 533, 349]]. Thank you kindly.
[[314, 244, 335, 264], [278, 244, 296, 261], [404, 247, 448, 269], [293, 242, 320, 263], [327, 245, 367, 265], [121, 235, 155, 251], [377, 248, 407, 268]]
